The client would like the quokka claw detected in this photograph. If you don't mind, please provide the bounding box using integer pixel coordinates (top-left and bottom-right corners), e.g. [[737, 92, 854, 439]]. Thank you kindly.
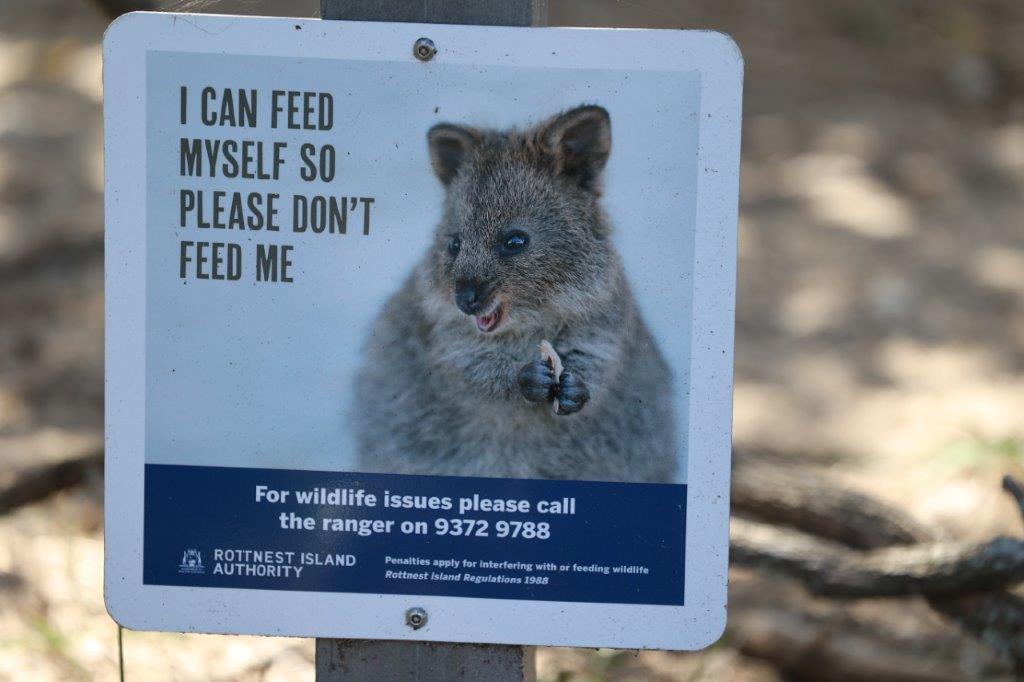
[[518, 360, 558, 403], [555, 372, 589, 415]]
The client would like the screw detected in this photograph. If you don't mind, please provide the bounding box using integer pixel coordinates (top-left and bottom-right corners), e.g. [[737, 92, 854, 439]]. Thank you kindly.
[[405, 606, 428, 629], [413, 38, 436, 62]]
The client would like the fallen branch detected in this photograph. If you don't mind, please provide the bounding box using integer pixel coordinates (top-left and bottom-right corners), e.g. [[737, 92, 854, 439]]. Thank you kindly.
[[731, 518, 1024, 598], [0, 236, 102, 287], [931, 592, 1024, 672], [0, 449, 103, 514], [732, 461, 1024, 669], [732, 453, 933, 548], [1002, 475, 1024, 525], [728, 570, 1004, 681]]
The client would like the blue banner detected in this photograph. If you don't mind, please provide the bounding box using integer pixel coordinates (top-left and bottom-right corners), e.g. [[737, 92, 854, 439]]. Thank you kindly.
[[144, 464, 686, 606]]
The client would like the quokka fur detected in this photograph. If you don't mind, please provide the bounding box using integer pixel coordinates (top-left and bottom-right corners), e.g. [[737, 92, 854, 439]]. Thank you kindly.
[[352, 104, 676, 482]]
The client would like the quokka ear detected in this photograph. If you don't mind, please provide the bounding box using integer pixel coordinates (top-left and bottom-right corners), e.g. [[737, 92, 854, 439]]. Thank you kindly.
[[427, 124, 480, 186], [542, 105, 611, 191]]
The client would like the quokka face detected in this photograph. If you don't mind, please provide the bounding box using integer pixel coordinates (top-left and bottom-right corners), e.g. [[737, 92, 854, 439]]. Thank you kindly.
[[425, 105, 618, 334]]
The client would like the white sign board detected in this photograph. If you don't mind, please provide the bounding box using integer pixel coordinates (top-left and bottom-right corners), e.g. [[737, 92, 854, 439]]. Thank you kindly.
[[103, 12, 742, 650]]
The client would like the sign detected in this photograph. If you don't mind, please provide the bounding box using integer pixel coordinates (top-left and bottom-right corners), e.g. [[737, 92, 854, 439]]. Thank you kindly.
[[103, 12, 742, 650]]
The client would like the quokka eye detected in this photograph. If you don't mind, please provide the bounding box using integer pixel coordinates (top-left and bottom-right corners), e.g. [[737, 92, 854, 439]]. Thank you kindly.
[[500, 231, 530, 256], [446, 235, 461, 257]]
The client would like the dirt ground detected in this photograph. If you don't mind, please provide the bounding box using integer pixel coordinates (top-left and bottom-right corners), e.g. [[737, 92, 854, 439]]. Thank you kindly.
[[1, 0, 1022, 680]]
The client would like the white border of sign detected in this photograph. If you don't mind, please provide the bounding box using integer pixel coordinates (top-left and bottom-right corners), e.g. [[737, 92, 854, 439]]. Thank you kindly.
[[103, 12, 742, 650]]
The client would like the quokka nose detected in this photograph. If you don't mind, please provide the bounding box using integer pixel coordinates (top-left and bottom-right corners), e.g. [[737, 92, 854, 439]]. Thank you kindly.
[[454, 280, 487, 315]]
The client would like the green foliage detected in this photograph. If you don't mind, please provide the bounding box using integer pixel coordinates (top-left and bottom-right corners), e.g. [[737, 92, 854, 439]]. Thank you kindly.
[[935, 435, 1024, 470], [27, 615, 87, 676]]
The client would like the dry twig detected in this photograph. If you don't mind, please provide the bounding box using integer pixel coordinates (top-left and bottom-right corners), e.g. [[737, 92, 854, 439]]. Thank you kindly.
[[732, 459, 1024, 670]]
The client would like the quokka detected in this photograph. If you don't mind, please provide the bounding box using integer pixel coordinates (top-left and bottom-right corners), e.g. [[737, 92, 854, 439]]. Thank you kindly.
[[353, 104, 676, 483]]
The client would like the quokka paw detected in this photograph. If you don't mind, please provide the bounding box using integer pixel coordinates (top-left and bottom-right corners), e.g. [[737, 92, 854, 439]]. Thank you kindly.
[[554, 372, 589, 415], [518, 360, 558, 403]]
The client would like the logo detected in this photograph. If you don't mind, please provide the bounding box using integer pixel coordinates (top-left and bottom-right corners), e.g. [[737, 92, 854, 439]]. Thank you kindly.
[[178, 548, 205, 575]]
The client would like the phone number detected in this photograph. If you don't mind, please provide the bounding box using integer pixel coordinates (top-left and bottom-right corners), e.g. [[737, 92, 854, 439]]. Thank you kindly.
[[433, 519, 550, 539]]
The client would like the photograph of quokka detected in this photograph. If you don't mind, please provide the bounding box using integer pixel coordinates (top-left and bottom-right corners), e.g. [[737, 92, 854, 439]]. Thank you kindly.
[[353, 105, 678, 484]]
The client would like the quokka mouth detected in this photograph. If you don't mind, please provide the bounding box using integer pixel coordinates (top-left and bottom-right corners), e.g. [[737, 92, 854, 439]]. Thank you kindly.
[[474, 299, 506, 333]]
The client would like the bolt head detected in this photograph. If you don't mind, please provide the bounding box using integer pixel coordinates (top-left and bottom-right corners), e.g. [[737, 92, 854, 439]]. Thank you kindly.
[[405, 606, 428, 629], [413, 38, 436, 62]]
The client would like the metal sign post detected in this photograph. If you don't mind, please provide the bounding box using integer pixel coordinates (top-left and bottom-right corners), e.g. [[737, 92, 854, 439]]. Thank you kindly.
[[315, 6, 545, 680]]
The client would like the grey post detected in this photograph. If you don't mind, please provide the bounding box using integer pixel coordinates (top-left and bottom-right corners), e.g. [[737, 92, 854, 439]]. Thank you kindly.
[[316, 1, 546, 680]]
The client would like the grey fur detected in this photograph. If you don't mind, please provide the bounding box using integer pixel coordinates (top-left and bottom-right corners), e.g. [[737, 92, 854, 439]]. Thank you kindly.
[[352, 105, 676, 483]]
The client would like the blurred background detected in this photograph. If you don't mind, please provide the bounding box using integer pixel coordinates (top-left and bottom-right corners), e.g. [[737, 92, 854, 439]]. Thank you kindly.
[[1, 0, 1022, 679]]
